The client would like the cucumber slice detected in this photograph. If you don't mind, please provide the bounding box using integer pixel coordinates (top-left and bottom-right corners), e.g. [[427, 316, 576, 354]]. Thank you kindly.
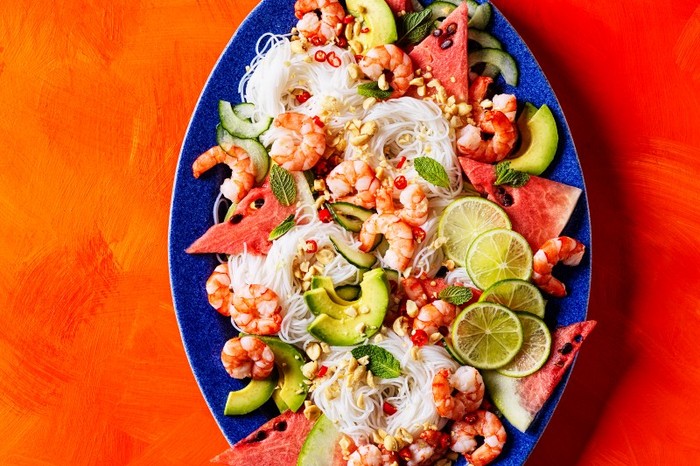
[[218, 100, 272, 139], [330, 235, 377, 269], [469, 48, 519, 86], [224, 374, 277, 416], [468, 2, 491, 30], [383, 268, 399, 284], [466, 0, 479, 16], [327, 202, 373, 233], [233, 102, 256, 120], [427, 1, 456, 25], [217, 125, 270, 183], [336, 285, 361, 301], [468, 29, 502, 50]]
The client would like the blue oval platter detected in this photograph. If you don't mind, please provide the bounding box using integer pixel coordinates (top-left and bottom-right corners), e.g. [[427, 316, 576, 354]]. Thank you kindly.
[[168, 0, 592, 464]]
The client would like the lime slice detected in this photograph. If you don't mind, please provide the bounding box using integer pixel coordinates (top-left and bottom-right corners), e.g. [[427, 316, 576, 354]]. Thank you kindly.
[[496, 314, 551, 377], [438, 197, 511, 266], [465, 228, 533, 290], [451, 302, 523, 369], [479, 279, 545, 318]]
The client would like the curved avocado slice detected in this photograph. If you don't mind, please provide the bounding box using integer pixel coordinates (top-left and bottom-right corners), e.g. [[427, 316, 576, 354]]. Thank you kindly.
[[347, 0, 398, 52], [255, 336, 308, 413], [310, 276, 355, 307], [508, 103, 559, 175], [224, 374, 277, 416], [297, 414, 342, 466], [306, 269, 389, 346]]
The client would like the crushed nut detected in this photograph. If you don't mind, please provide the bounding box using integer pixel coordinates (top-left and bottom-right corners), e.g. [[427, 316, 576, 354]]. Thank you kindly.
[[366, 371, 376, 387], [383, 435, 398, 452], [306, 342, 322, 361], [409, 77, 425, 87], [350, 134, 371, 146], [344, 306, 358, 318], [357, 355, 370, 366], [301, 361, 319, 379], [393, 316, 408, 336], [303, 404, 321, 421], [377, 73, 390, 91], [347, 63, 361, 80], [410, 345, 421, 361], [360, 120, 378, 136], [429, 332, 443, 344], [406, 300, 419, 318]]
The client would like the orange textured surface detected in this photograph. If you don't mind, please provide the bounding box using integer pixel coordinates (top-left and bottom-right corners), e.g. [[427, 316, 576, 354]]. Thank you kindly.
[[1, 0, 699, 464]]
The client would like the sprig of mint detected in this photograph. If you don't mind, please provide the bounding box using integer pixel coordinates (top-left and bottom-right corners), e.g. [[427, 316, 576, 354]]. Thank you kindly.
[[358, 82, 393, 100], [414, 157, 451, 188], [397, 9, 434, 46], [351, 345, 401, 379], [268, 214, 295, 240], [270, 164, 297, 206], [438, 286, 473, 305], [494, 161, 530, 188]]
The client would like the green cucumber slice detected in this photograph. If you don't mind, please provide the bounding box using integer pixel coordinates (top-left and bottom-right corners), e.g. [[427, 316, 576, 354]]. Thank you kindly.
[[217, 125, 270, 183], [427, 1, 457, 25], [233, 102, 256, 120], [469, 48, 519, 86], [219, 100, 272, 139], [329, 235, 376, 269], [327, 202, 373, 233], [335, 285, 361, 301], [465, 0, 479, 16], [468, 3, 491, 30], [468, 29, 502, 50], [224, 374, 277, 415], [383, 268, 399, 284]]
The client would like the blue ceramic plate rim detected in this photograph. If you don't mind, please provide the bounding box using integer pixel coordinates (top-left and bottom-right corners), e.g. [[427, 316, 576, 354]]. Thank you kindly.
[[168, 1, 592, 464]]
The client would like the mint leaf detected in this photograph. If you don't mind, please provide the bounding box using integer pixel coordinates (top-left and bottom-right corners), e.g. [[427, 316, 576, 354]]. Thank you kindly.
[[494, 161, 530, 188], [438, 286, 473, 305], [270, 164, 297, 206], [268, 214, 295, 241], [351, 345, 401, 379], [397, 9, 433, 46], [414, 157, 451, 188], [358, 82, 393, 100]]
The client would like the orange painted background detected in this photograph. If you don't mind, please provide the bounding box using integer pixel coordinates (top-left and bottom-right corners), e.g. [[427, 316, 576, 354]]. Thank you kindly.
[[1, 0, 699, 464]]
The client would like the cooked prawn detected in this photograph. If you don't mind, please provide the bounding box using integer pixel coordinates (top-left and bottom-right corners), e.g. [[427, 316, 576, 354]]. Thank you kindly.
[[450, 410, 506, 466], [402, 277, 429, 308], [347, 444, 398, 466], [359, 213, 415, 272], [491, 93, 517, 123], [221, 335, 275, 380], [375, 184, 428, 227], [192, 145, 255, 203], [269, 112, 326, 171], [326, 160, 381, 209], [456, 111, 517, 163], [399, 430, 450, 466], [294, 0, 345, 45], [412, 300, 456, 336], [468, 76, 493, 125], [359, 45, 414, 99], [231, 284, 283, 335], [206, 263, 232, 316], [532, 236, 585, 297], [432, 366, 484, 420]]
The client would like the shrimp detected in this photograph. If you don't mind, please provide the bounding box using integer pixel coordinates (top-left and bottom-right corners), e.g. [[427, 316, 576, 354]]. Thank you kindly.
[[221, 335, 275, 380], [532, 236, 585, 297], [468, 76, 493, 125], [402, 277, 429, 308], [375, 184, 429, 227], [326, 160, 381, 209], [456, 111, 517, 163], [412, 300, 456, 336], [295, 0, 345, 45], [359, 213, 415, 272], [450, 410, 506, 466], [491, 93, 517, 123], [269, 112, 326, 171], [192, 145, 255, 203], [432, 366, 485, 420], [231, 284, 282, 335], [399, 430, 450, 466], [359, 45, 414, 99], [205, 263, 232, 316], [347, 444, 399, 466]]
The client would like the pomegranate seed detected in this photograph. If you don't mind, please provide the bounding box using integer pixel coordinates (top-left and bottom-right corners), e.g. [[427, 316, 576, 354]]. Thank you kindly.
[[319, 208, 332, 223], [412, 226, 426, 243], [305, 240, 318, 254], [314, 50, 327, 62], [383, 401, 398, 415], [326, 51, 341, 67], [317, 365, 329, 377], [343, 15, 354, 24], [393, 175, 407, 190], [296, 90, 311, 104], [410, 329, 428, 346], [396, 156, 407, 169], [312, 115, 325, 127]]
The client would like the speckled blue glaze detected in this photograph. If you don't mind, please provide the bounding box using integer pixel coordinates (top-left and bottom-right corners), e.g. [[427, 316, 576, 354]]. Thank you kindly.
[[168, 1, 591, 464]]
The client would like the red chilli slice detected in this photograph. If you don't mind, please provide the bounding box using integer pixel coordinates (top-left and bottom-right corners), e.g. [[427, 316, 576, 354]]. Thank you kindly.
[[314, 50, 327, 62], [326, 51, 341, 67], [383, 401, 398, 415]]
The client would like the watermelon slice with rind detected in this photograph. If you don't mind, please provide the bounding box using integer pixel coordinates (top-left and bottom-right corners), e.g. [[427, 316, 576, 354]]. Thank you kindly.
[[459, 157, 582, 251], [483, 320, 596, 432], [384, 0, 413, 16], [409, 2, 470, 101], [210, 411, 313, 465]]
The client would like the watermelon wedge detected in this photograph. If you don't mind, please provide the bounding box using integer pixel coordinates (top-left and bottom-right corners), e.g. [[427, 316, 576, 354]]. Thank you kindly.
[[384, 0, 413, 16], [210, 411, 313, 465], [483, 320, 596, 432], [459, 157, 582, 251], [187, 182, 296, 256], [409, 2, 469, 101]]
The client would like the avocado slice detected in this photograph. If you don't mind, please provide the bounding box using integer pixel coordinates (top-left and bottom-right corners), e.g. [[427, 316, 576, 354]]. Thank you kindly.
[[508, 103, 559, 175], [306, 269, 389, 346], [297, 414, 343, 466], [255, 336, 308, 412], [347, 0, 398, 53], [310, 276, 356, 307], [224, 374, 277, 416]]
